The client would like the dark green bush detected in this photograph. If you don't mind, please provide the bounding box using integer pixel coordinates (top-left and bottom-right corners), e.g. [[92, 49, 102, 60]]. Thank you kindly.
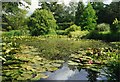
[[95, 23, 110, 31], [65, 24, 81, 34], [87, 31, 120, 42], [105, 59, 120, 81]]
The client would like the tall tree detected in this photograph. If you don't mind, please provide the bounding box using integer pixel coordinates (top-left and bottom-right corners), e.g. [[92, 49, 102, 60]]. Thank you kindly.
[[40, 2, 67, 29], [75, 2, 84, 26], [81, 3, 97, 30], [92, 2, 120, 24], [64, 2, 78, 23]]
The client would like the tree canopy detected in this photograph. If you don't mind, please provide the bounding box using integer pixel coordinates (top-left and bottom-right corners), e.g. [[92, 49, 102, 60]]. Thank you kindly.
[[28, 9, 57, 36]]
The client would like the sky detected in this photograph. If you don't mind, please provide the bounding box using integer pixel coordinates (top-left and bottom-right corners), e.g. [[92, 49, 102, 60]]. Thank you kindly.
[[24, 0, 113, 16]]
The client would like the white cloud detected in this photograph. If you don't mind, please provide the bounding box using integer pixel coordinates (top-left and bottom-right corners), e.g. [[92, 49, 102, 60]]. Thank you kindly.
[[27, 0, 41, 16], [64, 0, 71, 5], [103, 0, 112, 4]]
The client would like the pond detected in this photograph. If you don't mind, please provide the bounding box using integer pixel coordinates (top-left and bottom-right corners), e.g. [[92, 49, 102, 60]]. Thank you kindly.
[[2, 36, 119, 81], [39, 63, 108, 81]]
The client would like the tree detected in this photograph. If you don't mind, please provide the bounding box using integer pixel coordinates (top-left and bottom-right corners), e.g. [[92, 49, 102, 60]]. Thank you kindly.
[[40, 2, 78, 30], [40, 2, 67, 29], [81, 3, 97, 30], [75, 2, 84, 26], [2, 2, 28, 31], [28, 9, 57, 36], [63, 2, 78, 25], [92, 2, 120, 24]]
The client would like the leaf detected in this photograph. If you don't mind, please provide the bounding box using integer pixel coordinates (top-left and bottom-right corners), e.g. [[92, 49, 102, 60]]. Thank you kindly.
[[68, 60, 80, 66], [31, 73, 48, 80], [0, 56, 6, 61], [5, 49, 11, 54]]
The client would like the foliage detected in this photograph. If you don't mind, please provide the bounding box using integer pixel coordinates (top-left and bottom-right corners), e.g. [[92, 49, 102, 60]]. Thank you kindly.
[[104, 59, 120, 80], [68, 46, 120, 72], [28, 9, 57, 36], [2, 30, 30, 37], [9, 36, 111, 60], [2, 35, 120, 81], [110, 18, 120, 32], [41, 2, 78, 30], [93, 2, 120, 24], [87, 31, 120, 42], [75, 2, 84, 26], [65, 24, 81, 34], [2, 36, 64, 81], [2, 2, 28, 31], [56, 30, 65, 35], [68, 31, 89, 39], [80, 3, 97, 31], [95, 23, 110, 31]]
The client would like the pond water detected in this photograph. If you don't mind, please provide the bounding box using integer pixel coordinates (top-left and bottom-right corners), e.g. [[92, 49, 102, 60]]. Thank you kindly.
[[40, 63, 108, 81]]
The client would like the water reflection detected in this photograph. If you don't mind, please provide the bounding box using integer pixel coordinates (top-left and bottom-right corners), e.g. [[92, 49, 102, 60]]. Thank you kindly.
[[42, 63, 107, 81]]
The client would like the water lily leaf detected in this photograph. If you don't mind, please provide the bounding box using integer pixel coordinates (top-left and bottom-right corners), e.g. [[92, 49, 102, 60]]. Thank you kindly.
[[51, 63, 61, 67], [5, 49, 11, 54], [31, 73, 48, 80], [21, 64, 34, 71], [20, 73, 32, 79], [35, 67, 46, 72], [52, 60, 64, 63], [68, 61, 80, 66], [0, 56, 6, 61], [17, 76, 25, 80], [46, 67, 58, 71], [6, 72, 12, 76]]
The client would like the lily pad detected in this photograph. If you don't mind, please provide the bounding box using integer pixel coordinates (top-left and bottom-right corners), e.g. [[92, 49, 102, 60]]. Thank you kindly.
[[68, 60, 80, 66], [31, 73, 48, 80]]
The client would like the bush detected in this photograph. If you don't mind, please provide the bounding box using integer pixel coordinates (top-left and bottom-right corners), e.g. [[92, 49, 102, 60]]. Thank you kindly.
[[28, 9, 57, 36], [2, 30, 30, 37], [68, 31, 89, 39], [87, 31, 120, 42], [56, 30, 65, 35], [110, 18, 120, 32], [65, 24, 81, 34], [105, 59, 120, 80], [95, 23, 110, 31]]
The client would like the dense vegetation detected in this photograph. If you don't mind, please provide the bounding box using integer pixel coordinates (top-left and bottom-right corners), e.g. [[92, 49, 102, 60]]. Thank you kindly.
[[1, 0, 120, 81]]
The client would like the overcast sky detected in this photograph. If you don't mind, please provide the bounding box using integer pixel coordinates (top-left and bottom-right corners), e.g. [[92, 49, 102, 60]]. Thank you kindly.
[[25, 0, 113, 16]]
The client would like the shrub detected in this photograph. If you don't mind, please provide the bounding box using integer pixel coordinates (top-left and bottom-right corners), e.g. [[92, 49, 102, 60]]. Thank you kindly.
[[87, 31, 120, 42], [68, 31, 89, 39], [28, 9, 57, 36], [65, 24, 81, 34], [105, 59, 120, 80], [95, 23, 110, 31], [110, 18, 120, 32], [56, 30, 65, 35], [2, 30, 30, 37]]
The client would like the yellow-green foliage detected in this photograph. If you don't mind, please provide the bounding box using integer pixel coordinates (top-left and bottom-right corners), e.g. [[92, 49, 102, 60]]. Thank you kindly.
[[96, 23, 110, 31], [65, 24, 81, 34], [111, 18, 120, 32], [68, 31, 89, 38]]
